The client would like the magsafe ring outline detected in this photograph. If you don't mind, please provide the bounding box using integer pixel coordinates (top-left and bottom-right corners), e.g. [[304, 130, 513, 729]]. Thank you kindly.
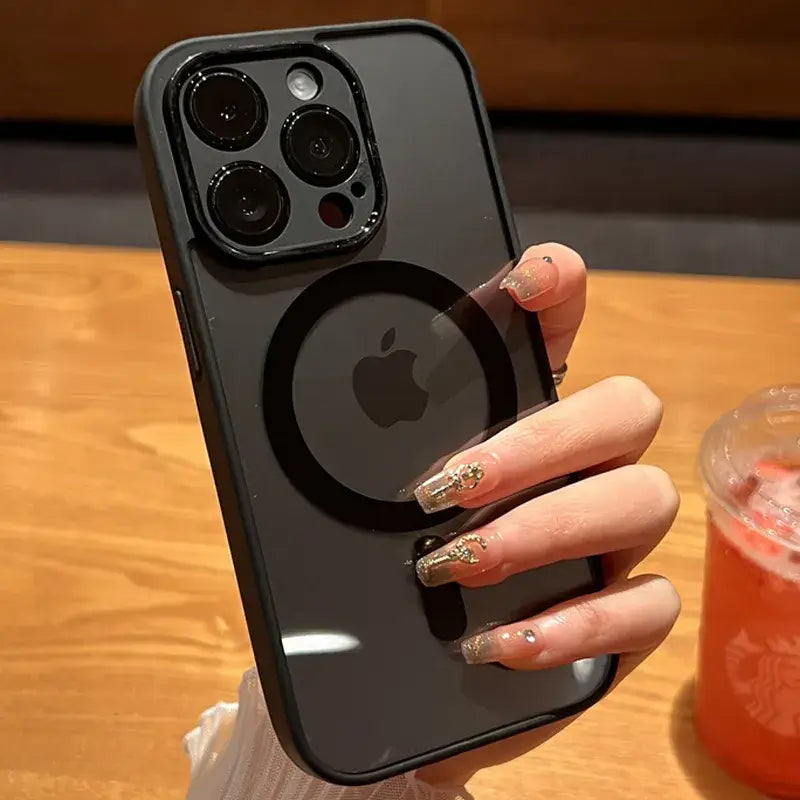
[[262, 260, 518, 531]]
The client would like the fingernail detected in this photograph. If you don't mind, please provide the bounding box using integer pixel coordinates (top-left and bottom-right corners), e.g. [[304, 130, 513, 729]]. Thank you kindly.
[[413, 456, 499, 514], [461, 625, 541, 665], [499, 256, 558, 302], [416, 529, 503, 587]]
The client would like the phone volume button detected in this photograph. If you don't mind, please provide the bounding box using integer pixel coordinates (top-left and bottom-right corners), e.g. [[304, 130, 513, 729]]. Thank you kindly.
[[173, 289, 201, 380]]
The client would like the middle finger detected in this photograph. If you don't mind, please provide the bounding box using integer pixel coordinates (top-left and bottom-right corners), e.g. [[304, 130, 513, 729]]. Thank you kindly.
[[415, 463, 679, 588], [413, 375, 662, 514]]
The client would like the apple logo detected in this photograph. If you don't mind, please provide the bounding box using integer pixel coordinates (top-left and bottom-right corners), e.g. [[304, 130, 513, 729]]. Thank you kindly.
[[352, 327, 429, 428]]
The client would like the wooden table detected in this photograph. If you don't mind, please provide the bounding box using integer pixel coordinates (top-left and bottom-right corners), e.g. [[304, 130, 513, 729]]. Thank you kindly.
[[1, 243, 798, 800]]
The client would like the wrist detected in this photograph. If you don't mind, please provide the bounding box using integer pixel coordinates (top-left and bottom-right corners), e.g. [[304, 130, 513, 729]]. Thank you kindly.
[[186, 667, 473, 800]]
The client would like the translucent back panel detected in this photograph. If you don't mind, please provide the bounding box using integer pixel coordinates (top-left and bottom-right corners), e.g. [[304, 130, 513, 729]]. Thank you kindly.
[[146, 23, 612, 779]]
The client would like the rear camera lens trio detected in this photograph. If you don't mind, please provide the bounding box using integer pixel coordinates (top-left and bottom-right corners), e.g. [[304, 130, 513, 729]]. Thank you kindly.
[[185, 66, 362, 246]]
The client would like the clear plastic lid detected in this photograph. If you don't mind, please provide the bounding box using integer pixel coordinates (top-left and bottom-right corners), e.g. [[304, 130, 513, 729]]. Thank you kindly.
[[699, 384, 800, 552]]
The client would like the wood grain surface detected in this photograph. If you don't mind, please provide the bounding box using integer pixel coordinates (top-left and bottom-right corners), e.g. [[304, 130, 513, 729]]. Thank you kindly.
[[438, 0, 800, 118], [1, 242, 798, 799], [5, 1, 800, 122]]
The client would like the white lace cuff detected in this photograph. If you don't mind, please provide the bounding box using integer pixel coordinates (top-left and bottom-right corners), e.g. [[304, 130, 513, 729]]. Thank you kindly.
[[184, 667, 472, 800]]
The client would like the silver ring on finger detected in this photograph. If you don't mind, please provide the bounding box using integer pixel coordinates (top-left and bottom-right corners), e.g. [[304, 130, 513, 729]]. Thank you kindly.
[[552, 362, 568, 387]]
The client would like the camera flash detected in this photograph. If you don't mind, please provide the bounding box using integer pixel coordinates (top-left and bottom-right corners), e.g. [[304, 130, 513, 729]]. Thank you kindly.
[[287, 67, 320, 101]]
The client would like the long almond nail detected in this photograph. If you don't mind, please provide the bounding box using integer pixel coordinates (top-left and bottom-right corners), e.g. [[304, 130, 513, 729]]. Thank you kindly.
[[413, 456, 499, 514], [499, 255, 558, 302], [416, 530, 503, 587], [461, 624, 541, 665]]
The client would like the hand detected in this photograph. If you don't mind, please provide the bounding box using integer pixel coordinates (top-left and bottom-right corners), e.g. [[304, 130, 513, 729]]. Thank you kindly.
[[415, 243, 681, 786]]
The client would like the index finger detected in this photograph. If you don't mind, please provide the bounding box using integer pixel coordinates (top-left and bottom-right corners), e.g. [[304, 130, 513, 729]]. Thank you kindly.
[[501, 242, 587, 369]]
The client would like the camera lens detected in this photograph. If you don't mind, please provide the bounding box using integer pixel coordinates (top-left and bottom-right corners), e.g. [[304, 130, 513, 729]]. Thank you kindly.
[[186, 68, 266, 150], [208, 162, 289, 246], [282, 106, 360, 187]]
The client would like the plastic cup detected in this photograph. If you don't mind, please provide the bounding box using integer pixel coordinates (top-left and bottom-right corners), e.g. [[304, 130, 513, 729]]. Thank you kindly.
[[696, 385, 800, 797]]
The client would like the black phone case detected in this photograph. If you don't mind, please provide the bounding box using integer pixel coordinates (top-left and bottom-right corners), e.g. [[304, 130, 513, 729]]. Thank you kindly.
[[135, 20, 617, 785]]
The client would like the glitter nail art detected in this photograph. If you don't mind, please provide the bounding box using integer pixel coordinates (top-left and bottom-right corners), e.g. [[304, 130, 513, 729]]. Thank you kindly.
[[460, 631, 500, 665], [460, 627, 539, 665], [414, 462, 486, 514], [416, 532, 490, 587], [498, 256, 557, 302]]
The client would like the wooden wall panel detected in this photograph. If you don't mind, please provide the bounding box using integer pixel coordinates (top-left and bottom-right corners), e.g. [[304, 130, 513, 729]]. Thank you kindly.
[[3, 1, 800, 121], [1, 2, 425, 123], [437, 0, 800, 117]]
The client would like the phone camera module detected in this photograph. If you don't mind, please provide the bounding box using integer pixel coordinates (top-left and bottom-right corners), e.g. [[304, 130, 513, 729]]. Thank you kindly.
[[186, 68, 266, 150], [208, 162, 289, 246], [282, 105, 359, 187]]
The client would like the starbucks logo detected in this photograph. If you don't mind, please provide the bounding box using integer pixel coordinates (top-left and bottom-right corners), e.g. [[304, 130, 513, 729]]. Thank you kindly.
[[726, 629, 800, 737]]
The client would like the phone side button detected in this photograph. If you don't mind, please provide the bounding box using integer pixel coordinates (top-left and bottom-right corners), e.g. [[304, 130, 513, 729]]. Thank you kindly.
[[173, 289, 201, 380]]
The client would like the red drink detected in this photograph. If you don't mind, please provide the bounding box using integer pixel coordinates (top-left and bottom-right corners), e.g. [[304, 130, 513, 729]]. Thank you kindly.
[[696, 388, 800, 797]]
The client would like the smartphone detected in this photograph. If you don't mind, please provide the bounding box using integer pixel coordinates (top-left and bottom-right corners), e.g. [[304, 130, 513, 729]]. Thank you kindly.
[[135, 20, 616, 785]]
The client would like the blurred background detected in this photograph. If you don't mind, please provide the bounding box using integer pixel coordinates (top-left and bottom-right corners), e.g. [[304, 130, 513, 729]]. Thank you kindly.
[[2, 0, 800, 279]]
